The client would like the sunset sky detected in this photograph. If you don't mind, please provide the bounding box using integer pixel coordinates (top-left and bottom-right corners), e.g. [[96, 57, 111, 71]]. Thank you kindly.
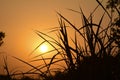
[[0, 0, 106, 74]]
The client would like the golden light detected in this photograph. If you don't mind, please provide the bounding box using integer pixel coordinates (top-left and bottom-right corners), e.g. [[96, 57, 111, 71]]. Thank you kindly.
[[39, 43, 48, 53]]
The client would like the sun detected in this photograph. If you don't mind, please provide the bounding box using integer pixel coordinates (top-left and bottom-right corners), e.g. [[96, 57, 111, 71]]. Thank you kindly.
[[39, 43, 48, 53]]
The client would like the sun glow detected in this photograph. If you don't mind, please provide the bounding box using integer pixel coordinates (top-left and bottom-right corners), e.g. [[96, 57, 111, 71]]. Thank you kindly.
[[39, 43, 49, 53]]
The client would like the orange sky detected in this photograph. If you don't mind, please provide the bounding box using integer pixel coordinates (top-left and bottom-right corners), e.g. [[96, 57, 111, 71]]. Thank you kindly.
[[0, 0, 106, 74]]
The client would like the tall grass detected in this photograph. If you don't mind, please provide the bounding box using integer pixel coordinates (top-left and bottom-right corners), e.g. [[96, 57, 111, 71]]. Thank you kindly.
[[1, 0, 120, 80]]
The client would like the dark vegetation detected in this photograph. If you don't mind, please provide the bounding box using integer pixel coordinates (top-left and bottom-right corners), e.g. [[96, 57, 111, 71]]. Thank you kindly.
[[0, 0, 120, 80], [0, 31, 5, 46]]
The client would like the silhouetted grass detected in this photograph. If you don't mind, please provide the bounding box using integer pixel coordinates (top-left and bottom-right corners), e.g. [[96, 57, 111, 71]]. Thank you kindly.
[[1, 0, 120, 80]]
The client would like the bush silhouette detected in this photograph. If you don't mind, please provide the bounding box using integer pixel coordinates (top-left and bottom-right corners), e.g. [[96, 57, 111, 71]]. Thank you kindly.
[[0, 32, 5, 46]]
